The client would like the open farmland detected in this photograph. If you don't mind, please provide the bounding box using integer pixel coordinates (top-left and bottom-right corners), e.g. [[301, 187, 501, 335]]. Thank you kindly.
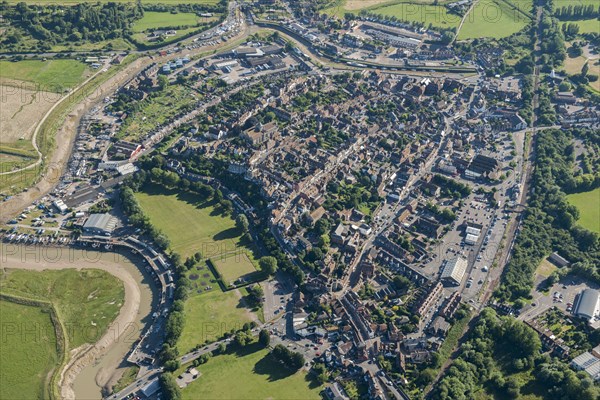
[[182, 343, 321, 400], [0, 268, 125, 348], [0, 59, 90, 93], [567, 188, 600, 234], [0, 86, 59, 143], [371, 2, 462, 29], [0, 60, 91, 178], [133, 11, 204, 32], [553, 0, 598, 7], [0, 299, 59, 400], [457, 0, 532, 39], [322, 0, 452, 18]]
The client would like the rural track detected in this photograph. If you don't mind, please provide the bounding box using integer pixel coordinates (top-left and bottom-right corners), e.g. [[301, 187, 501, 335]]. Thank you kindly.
[[452, 0, 479, 44], [0, 66, 107, 177]]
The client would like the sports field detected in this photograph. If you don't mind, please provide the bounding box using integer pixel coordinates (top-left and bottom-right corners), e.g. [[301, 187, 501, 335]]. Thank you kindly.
[[133, 11, 202, 32], [182, 344, 321, 400], [0, 59, 90, 93], [177, 289, 252, 352], [134, 185, 253, 259], [457, 0, 531, 39], [0, 299, 59, 400], [567, 188, 600, 234], [212, 252, 259, 285], [0, 269, 125, 348], [371, 2, 462, 29]]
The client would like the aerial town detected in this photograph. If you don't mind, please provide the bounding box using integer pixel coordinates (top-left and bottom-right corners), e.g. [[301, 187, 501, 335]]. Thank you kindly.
[[0, 0, 598, 399]]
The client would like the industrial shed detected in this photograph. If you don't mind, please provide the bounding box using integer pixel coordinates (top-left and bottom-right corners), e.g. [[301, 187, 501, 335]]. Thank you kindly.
[[441, 257, 467, 286], [574, 289, 600, 323], [83, 213, 118, 236]]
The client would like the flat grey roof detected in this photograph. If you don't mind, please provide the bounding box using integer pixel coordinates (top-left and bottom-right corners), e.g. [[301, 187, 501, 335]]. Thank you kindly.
[[575, 289, 600, 319], [83, 213, 117, 233]]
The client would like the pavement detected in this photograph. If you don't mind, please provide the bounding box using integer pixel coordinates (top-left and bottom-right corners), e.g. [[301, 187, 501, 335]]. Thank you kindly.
[[262, 271, 295, 321], [519, 274, 600, 322]]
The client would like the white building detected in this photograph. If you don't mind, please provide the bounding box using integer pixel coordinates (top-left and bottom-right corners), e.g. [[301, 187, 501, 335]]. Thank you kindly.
[[441, 257, 467, 286], [571, 351, 600, 381], [574, 289, 600, 323]]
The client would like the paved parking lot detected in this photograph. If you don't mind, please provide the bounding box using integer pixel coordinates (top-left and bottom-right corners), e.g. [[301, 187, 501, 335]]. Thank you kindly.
[[262, 272, 294, 321], [520, 275, 600, 323]]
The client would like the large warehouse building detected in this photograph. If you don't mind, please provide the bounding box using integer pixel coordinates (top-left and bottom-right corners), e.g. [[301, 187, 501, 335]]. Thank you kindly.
[[574, 288, 600, 324], [83, 213, 118, 236], [441, 257, 468, 286]]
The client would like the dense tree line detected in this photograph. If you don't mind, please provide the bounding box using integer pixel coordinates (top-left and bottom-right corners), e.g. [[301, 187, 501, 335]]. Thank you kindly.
[[159, 373, 181, 400], [538, 15, 566, 70], [561, 22, 580, 41], [432, 174, 472, 199], [144, 1, 227, 15], [1, 2, 142, 50], [433, 308, 599, 400], [554, 5, 599, 20], [495, 128, 600, 302], [271, 344, 305, 371]]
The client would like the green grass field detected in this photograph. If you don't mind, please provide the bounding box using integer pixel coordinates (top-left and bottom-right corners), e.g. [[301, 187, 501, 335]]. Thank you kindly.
[[134, 185, 253, 259], [567, 188, 600, 234], [565, 18, 600, 34], [135, 185, 260, 351], [371, 2, 462, 29], [0, 300, 58, 400], [212, 252, 259, 285], [0, 59, 89, 93], [182, 343, 321, 400], [177, 289, 252, 352], [133, 11, 202, 32], [553, 0, 598, 7], [0, 269, 125, 348], [457, 0, 532, 39], [321, 0, 450, 19]]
